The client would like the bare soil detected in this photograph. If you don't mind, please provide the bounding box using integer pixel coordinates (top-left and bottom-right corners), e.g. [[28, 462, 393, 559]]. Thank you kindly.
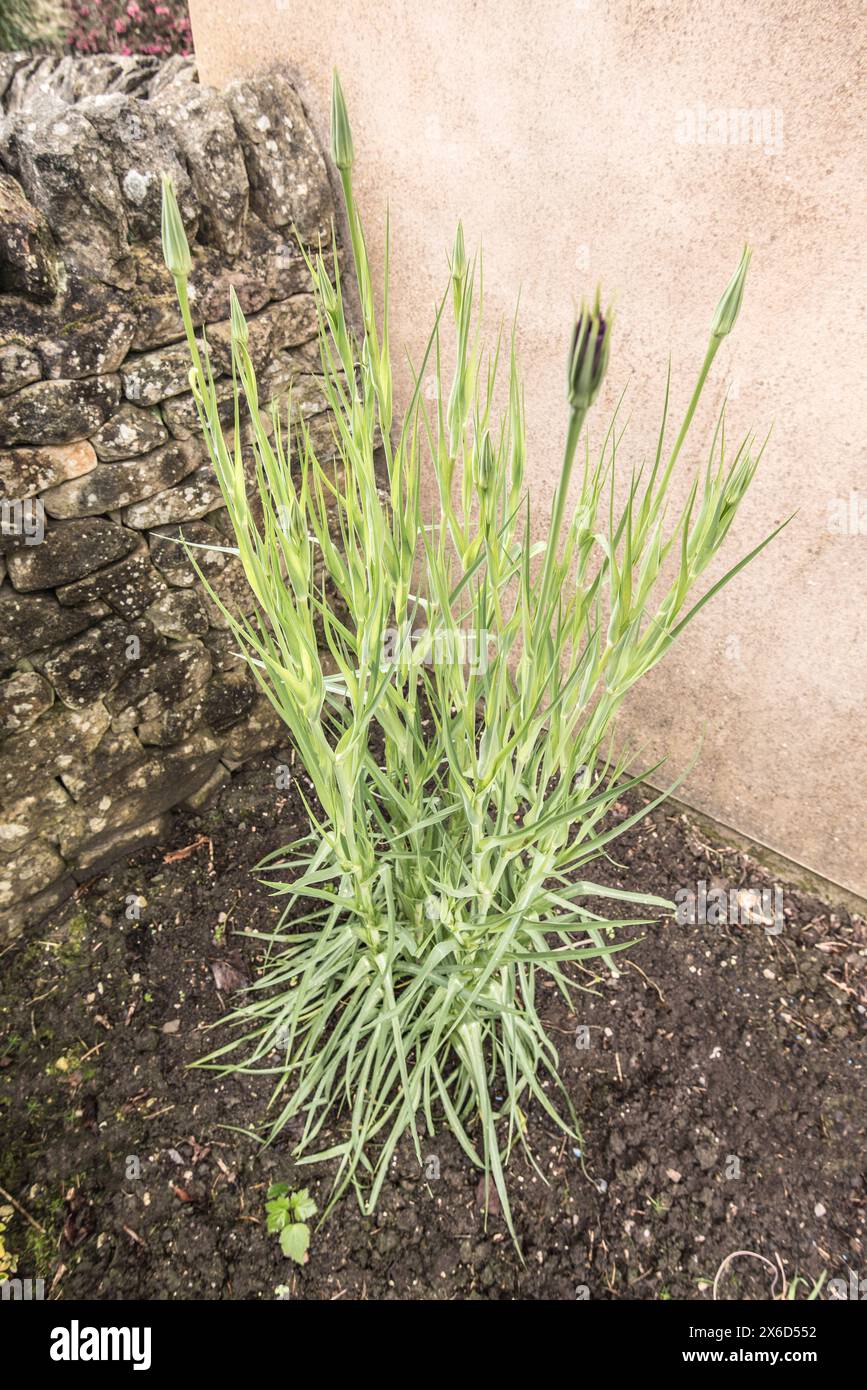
[[1, 746, 864, 1301]]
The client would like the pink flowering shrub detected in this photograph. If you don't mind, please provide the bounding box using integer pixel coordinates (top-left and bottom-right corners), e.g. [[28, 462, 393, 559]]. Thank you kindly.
[[66, 0, 193, 57]]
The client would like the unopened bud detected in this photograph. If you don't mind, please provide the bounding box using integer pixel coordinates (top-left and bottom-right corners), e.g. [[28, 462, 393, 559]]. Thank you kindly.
[[710, 245, 751, 340], [473, 430, 495, 494], [160, 174, 192, 280], [567, 289, 610, 413], [451, 222, 467, 284], [229, 285, 249, 346], [330, 70, 354, 172]]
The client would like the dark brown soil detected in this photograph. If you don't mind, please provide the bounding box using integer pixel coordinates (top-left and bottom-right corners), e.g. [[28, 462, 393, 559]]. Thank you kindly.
[[1, 746, 865, 1301]]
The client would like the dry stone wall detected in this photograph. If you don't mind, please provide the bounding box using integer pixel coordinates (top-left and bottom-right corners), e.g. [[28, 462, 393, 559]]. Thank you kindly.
[[0, 53, 339, 938]]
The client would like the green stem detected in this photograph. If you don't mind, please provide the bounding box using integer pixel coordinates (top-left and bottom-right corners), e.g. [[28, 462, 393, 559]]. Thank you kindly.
[[637, 336, 720, 549], [174, 275, 201, 376], [340, 167, 379, 358], [665, 337, 719, 479], [538, 404, 587, 618]]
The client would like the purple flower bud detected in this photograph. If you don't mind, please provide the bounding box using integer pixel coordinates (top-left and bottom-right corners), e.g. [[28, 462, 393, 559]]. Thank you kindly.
[[567, 290, 611, 413]]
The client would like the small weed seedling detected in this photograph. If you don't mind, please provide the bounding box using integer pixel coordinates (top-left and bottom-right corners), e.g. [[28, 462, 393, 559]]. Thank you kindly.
[[265, 1184, 318, 1266]]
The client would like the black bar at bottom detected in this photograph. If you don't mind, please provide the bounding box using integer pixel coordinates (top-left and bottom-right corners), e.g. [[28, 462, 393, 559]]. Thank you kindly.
[[1, 1292, 860, 1376]]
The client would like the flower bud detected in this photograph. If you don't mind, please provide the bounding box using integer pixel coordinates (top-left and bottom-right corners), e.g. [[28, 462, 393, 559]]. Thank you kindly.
[[451, 222, 467, 285], [473, 429, 495, 494], [450, 222, 468, 321], [710, 244, 751, 340], [229, 285, 249, 347], [317, 254, 339, 320], [567, 289, 610, 413], [160, 174, 192, 280], [330, 69, 354, 172]]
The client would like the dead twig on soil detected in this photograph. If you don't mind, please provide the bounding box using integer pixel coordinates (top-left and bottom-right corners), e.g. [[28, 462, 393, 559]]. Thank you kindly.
[[0, 1183, 46, 1234], [27, 985, 59, 1006], [623, 957, 666, 1004], [73, 875, 104, 900], [712, 1249, 782, 1300], [163, 835, 214, 871]]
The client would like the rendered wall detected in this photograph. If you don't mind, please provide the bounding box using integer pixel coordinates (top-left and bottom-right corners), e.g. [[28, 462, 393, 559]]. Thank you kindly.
[[190, 0, 866, 897]]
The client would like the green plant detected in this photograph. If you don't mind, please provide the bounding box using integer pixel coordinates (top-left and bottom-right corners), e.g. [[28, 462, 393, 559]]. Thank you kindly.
[[0, 0, 36, 49], [160, 73, 784, 1242], [265, 1184, 317, 1265], [0, 0, 65, 51], [786, 1271, 827, 1301], [0, 1205, 18, 1280]]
